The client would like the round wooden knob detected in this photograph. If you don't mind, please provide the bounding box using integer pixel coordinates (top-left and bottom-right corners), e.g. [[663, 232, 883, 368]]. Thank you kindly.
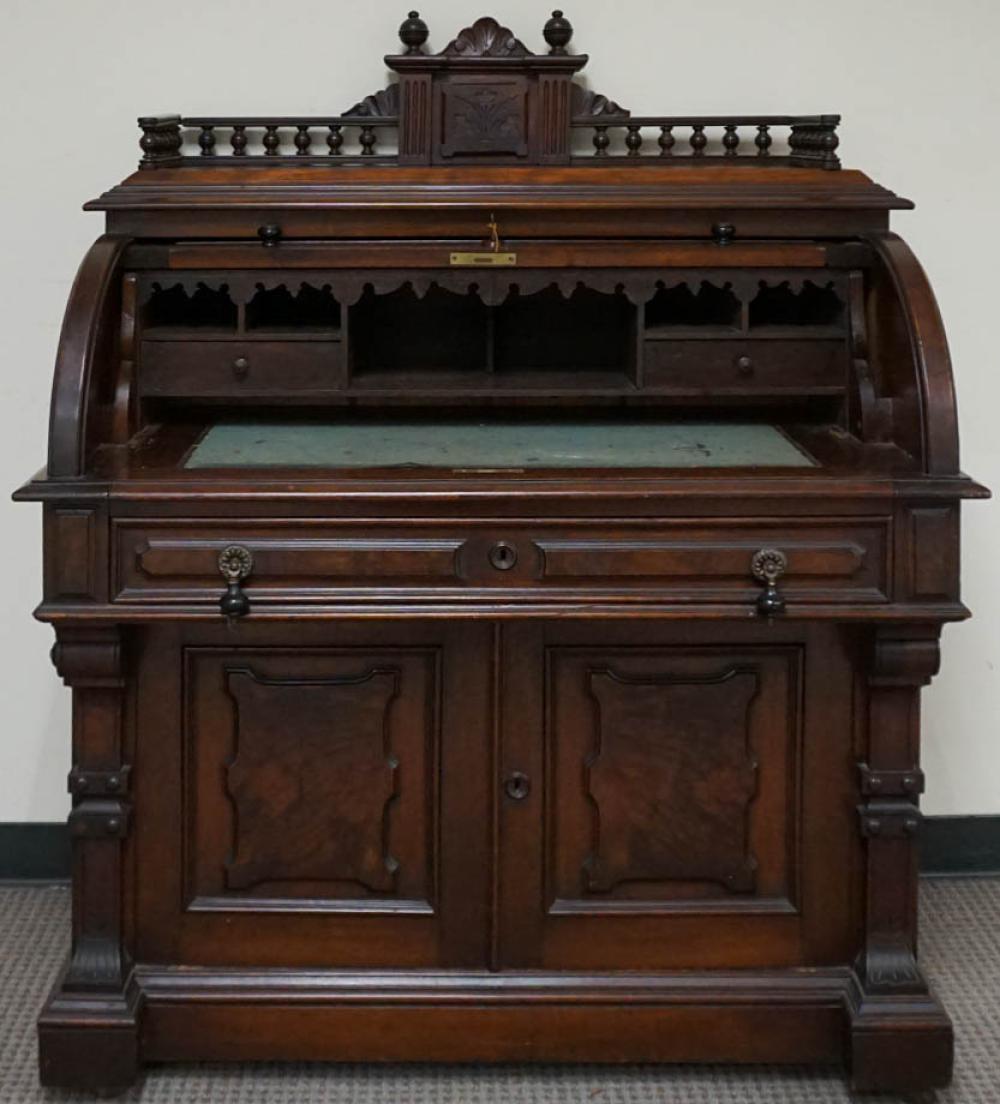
[[736, 354, 754, 377], [711, 222, 736, 245], [544, 10, 573, 54], [232, 356, 249, 380], [398, 10, 429, 54], [257, 224, 282, 246]]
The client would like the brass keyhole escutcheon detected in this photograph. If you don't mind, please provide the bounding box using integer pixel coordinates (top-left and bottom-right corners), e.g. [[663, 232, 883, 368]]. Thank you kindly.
[[488, 541, 518, 571], [504, 771, 531, 801]]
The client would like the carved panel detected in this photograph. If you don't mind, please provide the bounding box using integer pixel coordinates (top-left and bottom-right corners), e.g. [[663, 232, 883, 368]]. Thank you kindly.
[[184, 646, 439, 907], [545, 644, 801, 911], [223, 666, 400, 892], [584, 667, 760, 892], [440, 80, 529, 159]]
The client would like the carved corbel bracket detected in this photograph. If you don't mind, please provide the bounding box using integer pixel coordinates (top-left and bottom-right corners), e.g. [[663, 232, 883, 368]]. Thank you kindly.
[[50, 628, 124, 689], [869, 627, 940, 688]]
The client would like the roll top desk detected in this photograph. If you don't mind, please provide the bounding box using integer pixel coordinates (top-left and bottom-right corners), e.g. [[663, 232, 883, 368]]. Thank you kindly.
[[15, 12, 988, 1093]]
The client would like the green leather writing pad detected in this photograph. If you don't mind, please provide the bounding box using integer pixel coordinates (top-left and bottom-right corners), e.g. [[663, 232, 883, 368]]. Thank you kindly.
[[185, 421, 816, 470]]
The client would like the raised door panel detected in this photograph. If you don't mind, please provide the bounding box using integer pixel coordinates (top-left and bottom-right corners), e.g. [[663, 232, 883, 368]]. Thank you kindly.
[[132, 621, 491, 969], [497, 621, 860, 971], [187, 651, 430, 904]]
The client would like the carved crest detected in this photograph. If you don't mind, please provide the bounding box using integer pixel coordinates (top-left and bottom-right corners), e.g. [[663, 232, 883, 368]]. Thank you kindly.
[[442, 16, 531, 58]]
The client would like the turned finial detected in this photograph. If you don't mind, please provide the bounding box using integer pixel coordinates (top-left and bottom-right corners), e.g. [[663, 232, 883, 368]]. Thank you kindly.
[[399, 11, 429, 54], [543, 10, 573, 55]]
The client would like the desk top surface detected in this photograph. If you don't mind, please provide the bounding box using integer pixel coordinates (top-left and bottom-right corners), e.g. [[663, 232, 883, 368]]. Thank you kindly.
[[185, 421, 817, 471]]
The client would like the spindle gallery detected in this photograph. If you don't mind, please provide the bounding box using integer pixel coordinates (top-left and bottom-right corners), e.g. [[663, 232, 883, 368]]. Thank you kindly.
[[16, 11, 986, 1094]]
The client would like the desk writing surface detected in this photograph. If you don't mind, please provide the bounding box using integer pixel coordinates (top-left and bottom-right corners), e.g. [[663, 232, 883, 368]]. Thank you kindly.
[[185, 421, 817, 470]]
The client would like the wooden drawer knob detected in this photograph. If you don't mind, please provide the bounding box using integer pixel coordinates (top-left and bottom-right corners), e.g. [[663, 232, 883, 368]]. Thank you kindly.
[[736, 354, 754, 377], [232, 356, 250, 380]]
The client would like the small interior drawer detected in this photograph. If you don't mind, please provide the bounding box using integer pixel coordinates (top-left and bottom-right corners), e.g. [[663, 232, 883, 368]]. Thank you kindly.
[[139, 341, 342, 399], [643, 340, 848, 393]]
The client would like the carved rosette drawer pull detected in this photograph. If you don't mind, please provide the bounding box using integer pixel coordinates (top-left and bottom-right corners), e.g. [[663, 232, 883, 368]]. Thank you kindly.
[[232, 356, 250, 380], [488, 541, 518, 571], [218, 545, 254, 621], [503, 771, 531, 801], [751, 548, 788, 617]]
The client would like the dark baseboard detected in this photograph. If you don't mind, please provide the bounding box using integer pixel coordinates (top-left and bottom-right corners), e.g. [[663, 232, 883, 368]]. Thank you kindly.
[[919, 815, 1000, 876], [2, 816, 999, 881], [0, 823, 72, 880]]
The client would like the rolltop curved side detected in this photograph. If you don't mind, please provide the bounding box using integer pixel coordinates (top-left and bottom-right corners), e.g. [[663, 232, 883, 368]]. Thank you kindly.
[[47, 234, 131, 478], [866, 231, 960, 476]]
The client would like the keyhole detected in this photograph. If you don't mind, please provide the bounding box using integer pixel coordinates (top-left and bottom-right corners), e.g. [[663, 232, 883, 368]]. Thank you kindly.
[[488, 541, 518, 571]]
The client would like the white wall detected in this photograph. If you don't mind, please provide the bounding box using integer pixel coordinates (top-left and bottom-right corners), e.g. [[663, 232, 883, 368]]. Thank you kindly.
[[2, 0, 997, 821]]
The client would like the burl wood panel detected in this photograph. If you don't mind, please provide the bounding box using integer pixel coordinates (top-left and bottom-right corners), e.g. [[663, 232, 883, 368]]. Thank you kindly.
[[187, 648, 433, 905], [585, 666, 759, 893], [223, 666, 401, 893], [549, 647, 793, 908]]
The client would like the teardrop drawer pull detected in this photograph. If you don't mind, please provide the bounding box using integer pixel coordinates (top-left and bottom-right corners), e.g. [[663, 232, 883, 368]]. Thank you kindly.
[[218, 545, 253, 621], [751, 547, 787, 617]]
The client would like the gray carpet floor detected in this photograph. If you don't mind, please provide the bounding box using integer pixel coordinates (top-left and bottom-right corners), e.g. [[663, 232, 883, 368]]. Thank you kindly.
[[1, 879, 997, 1103]]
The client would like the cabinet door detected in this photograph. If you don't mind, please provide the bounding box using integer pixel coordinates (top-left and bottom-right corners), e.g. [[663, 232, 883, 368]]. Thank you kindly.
[[496, 621, 861, 970], [131, 621, 491, 968]]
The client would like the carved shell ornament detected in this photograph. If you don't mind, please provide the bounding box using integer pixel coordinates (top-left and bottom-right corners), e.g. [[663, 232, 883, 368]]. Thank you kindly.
[[443, 16, 530, 58]]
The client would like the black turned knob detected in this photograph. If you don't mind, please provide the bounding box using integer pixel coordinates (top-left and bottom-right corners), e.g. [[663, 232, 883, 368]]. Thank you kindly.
[[232, 356, 249, 380], [711, 222, 736, 245], [735, 354, 754, 377], [751, 548, 788, 618], [257, 224, 282, 247], [398, 10, 429, 54], [543, 10, 573, 54], [504, 771, 531, 801], [218, 545, 253, 621]]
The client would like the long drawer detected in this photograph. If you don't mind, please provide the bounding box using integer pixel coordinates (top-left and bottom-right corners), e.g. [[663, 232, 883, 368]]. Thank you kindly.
[[114, 518, 889, 604], [139, 341, 343, 399]]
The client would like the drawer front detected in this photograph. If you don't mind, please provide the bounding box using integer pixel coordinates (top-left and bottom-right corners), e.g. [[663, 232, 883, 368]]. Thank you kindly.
[[114, 519, 888, 604], [643, 340, 847, 392], [139, 341, 342, 399]]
